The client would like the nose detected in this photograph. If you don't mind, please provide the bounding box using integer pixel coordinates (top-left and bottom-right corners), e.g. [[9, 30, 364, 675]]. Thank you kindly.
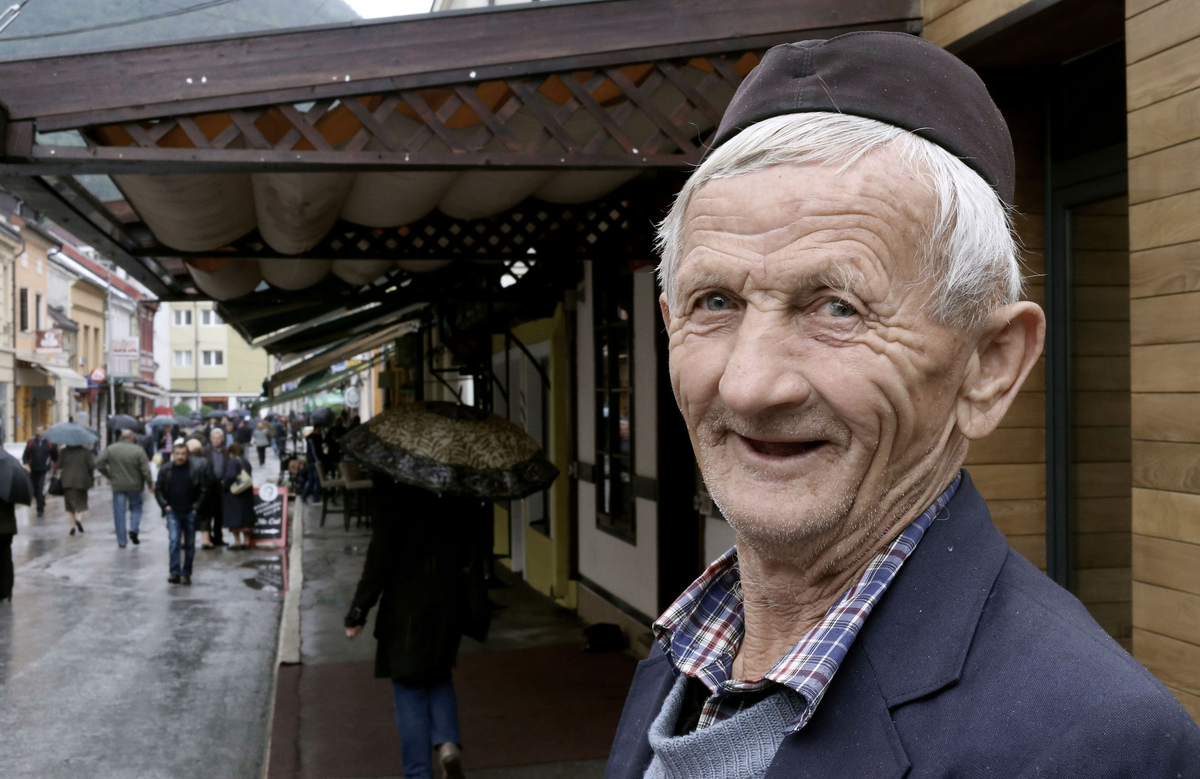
[[717, 310, 812, 418]]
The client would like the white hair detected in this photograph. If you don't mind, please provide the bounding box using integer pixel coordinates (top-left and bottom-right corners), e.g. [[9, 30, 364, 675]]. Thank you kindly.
[[656, 113, 1023, 330]]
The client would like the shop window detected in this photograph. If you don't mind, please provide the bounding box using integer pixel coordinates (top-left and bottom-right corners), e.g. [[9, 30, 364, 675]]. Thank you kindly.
[[593, 261, 635, 542], [174, 350, 192, 367], [173, 309, 192, 327], [202, 350, 224, 366]]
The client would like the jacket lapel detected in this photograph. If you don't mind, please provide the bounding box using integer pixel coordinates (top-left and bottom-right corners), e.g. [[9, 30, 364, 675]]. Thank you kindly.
[[768, 645, 910, 779], [769, 470, 1009, 777], [605, 647, 676, 779], [857, 470, 1010, 708]]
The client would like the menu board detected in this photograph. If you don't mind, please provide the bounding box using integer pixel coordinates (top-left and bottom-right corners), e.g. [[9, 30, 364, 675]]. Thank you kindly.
[[251, 483, 289, 548]]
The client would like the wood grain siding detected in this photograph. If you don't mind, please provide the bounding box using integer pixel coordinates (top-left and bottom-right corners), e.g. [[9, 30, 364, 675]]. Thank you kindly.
[[923, 0, 1029, 47], [964, 105, 1048, 569], [1126, 0, 1200, 718]]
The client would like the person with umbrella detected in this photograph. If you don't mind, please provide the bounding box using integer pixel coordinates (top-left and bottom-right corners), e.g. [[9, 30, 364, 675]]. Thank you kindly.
[[1, 447, 34, 602], [43, 423, 100, 535], [21, 425, 57, 518], [341, 402, 557, 779]]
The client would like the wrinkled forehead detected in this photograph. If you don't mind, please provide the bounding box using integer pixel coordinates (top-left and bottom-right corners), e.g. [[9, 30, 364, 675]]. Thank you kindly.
[[676, 158, 935, 298]]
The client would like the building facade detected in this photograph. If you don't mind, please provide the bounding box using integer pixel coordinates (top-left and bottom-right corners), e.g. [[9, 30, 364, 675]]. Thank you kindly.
[[167, 301, 272, 413]]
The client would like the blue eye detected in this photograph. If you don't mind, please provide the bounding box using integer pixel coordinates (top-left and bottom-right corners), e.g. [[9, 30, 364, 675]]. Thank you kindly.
[[825, 299, 856, 318], [701, 293, 733, 311]]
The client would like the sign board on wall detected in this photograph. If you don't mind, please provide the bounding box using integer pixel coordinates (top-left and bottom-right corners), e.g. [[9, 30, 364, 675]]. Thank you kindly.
[[110, 339, 139, 357], [35, 329, 63, 354]]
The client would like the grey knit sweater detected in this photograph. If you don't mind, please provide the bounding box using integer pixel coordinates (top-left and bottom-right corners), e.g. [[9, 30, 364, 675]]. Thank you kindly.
[[644, 673, 804, 779]]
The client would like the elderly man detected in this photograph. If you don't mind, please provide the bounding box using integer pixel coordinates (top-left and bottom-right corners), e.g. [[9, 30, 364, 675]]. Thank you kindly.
[[200, 427, 229, 548], [96, 428, 154, 548], [605, 33, 1200, 779]]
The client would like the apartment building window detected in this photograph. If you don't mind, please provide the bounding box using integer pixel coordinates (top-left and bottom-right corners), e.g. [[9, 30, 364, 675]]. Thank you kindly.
[[18, 288, 28, 332], [34, 293, 42, 332], [202, 350, 224, 366], [593, 261, 635, 542], [81, 325, 89, 366], [200, 309, 222, 326], [174, 350, 193, 367], [173, 309, 192, 326]]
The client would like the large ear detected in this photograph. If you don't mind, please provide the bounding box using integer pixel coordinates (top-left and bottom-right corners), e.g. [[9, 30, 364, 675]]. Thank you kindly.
[[660, 293, 672, 331], [956, 301, 1045, 440]]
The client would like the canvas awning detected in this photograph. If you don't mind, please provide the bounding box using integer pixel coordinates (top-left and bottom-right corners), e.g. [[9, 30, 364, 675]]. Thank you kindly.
[[268, 320, 417, 394], [256, 349, 389, 411], [36, 364, 89, 389], [119, 383, 168, 401]]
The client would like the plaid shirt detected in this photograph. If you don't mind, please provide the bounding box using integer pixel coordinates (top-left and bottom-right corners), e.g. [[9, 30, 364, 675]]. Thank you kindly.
[[654, 473, 961, 734]]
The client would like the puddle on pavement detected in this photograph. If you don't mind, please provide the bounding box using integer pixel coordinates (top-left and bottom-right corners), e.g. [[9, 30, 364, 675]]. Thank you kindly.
[[241, 556, 285, 592]]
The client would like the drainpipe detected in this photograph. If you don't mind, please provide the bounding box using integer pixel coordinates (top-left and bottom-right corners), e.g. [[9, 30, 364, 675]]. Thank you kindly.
[[194, 302, 201, 413]]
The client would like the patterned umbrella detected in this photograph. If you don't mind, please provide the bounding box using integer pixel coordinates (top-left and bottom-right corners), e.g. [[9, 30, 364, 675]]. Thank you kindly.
[[43, 422, 100, 447], [340, 402, 559, 500]]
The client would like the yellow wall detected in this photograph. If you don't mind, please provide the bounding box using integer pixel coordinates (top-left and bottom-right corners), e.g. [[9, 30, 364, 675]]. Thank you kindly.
[[13, 229, 52, 355], [1125, 0, 1200, 722], [493, 306, 574, 605], [69, 280, 105, 374], [168, 302, 270, 395]]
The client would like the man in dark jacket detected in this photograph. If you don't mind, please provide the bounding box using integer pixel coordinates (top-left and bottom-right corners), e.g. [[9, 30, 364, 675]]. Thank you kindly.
[[607, 32, 1200, 779], [344, 478, 486, 779], [21, 426, 57, 517], [154, 439, 209, 585], [200, 428, 228, 548]]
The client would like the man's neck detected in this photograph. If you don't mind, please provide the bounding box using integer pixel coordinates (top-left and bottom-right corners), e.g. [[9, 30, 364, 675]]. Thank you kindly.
[[730, 462, 960, 682]]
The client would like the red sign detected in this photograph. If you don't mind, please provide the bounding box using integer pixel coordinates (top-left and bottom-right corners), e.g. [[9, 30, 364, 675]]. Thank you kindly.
[[89, 367, 107, 383]]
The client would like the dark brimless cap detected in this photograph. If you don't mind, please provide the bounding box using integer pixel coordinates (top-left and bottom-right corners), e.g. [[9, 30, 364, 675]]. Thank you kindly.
[[708, 31, 1015, 206]]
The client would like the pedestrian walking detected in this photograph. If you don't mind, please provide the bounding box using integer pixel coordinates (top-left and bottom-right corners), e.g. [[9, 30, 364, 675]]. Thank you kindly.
[[272, 417, 287, 457], [154, 439, 210, 585], [252, 420, 271, 467], [56, 443, 96, 536], [0, 448, 34, 603], [200, 428, 229, 547], [95, 429, 155, 548], [21, 426, 57, 518], [299, 426, 321, 505], [221, 443, 255, 549], [345, 478, 481, 779]]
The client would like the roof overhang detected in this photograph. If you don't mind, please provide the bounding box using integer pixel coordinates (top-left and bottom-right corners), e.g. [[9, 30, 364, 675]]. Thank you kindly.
[[0, 0, 921, 348]]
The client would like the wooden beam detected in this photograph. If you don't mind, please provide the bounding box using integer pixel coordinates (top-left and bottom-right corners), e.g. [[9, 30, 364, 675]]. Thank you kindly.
[[0, 0, 918, 127]]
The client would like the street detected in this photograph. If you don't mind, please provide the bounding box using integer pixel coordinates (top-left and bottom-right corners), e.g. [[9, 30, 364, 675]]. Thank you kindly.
[[0, 451, 286, 779]]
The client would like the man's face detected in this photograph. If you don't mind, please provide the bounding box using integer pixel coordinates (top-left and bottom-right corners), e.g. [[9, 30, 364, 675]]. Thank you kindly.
[[210, 429, 224, 447], [665, 149, 972, 556], [172, 446, 189, 466], [34, 426, 43, 438]]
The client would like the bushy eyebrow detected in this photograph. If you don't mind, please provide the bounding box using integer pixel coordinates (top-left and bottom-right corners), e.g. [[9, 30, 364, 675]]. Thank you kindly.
[[672, 258, 867, 311]]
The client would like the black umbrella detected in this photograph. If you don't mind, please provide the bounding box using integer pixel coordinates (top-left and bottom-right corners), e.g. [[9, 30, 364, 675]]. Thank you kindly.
[[341, 401, 559, 500], [148, 414, 181, 428], [0, 449, 33, 506], [205, 410, 230, 420], [310, 407, 335, 426], [109, 414, 143, 433]]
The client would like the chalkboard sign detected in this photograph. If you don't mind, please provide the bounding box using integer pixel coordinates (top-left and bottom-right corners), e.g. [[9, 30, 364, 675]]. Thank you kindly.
[[251, 483, 289, 548]]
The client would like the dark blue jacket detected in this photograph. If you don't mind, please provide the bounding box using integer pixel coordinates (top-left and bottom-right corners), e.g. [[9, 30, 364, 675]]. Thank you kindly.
[[606, 471, 1200, 778]]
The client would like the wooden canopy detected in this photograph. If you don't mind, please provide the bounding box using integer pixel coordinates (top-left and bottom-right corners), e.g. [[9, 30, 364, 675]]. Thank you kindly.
[[0, 0, 920, 350]]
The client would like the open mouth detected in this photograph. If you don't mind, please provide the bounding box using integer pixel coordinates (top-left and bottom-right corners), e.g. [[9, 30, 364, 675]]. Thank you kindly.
[[739, 435, 826, 458]]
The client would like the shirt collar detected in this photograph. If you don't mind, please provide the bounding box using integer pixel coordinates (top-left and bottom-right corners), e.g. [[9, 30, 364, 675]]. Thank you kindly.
[[653, 472, 961, 732]]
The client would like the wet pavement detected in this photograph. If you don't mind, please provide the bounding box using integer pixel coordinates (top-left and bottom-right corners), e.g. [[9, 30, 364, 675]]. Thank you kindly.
[[0, 447, 288, 779], [268, 500, 632, 779]]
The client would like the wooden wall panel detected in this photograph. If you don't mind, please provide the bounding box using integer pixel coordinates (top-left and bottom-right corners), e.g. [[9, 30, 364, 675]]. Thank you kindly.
[[1127, 0, 1200, 712]]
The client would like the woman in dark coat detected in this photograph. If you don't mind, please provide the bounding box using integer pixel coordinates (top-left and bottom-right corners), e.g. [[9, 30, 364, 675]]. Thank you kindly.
[[221, 442, 255, 549], [344, 477, 486, 779], [56, 444, 95, 535]]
